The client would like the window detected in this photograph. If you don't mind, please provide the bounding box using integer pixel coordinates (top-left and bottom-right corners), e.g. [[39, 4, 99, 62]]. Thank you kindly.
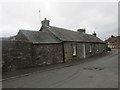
[[89, 44, 92, 53], [97, 44, 99, 52], [73, 43, 77, 56]]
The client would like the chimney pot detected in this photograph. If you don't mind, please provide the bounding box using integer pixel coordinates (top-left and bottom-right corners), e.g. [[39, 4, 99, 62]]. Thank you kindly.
[[77, 29, 86, 34]]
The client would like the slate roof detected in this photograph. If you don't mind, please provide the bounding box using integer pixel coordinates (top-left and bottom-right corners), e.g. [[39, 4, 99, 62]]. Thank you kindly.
[[19, 30, 60, 44], [105, 36, 120, 43], [0, 37, 10, 41], [18, 25, 104, 44], [45, 26, 104, 43]]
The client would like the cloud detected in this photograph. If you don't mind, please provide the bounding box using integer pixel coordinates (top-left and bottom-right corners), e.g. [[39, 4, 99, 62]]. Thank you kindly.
[[0, 2, 118, 40]]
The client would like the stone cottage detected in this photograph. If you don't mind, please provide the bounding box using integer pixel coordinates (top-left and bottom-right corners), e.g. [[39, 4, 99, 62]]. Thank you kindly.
[[2, 18, 106, 72], [16, 18, 106, 63]]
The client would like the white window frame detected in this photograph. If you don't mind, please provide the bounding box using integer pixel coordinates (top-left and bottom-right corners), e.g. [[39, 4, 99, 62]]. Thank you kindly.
[[73, 43, 77, 56], [89, 44, 92, 53]]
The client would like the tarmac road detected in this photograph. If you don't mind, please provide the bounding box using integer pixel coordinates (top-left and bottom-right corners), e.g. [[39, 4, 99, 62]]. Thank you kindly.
[[2, 49, 118, 88]]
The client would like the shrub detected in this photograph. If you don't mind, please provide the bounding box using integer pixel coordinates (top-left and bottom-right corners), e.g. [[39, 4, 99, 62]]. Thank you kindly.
[[107, 47, 111, 51]]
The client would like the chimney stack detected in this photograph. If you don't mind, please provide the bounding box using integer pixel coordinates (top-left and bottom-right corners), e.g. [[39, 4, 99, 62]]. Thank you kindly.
[[41, 18, 50, 27], [77, 29, 86, 34], [92, 32, 97, 36]]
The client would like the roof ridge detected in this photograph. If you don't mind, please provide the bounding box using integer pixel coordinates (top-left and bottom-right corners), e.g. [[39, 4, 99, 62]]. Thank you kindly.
[[19, 29, 39, 32], [49, 26, 97, 37], [49, 26, 77, 33]]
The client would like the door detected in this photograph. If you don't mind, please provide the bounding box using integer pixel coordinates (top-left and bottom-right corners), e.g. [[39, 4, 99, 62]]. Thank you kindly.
[[83, 43, 86, 58]]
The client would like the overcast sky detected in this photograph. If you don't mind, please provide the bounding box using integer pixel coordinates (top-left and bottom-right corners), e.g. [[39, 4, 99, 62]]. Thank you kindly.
[[0, 1, 118, 40]]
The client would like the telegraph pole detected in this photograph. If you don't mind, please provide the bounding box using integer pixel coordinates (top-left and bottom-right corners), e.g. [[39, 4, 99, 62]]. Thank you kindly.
[[38, 10, 42, 30], [38, 10, 41, 25]]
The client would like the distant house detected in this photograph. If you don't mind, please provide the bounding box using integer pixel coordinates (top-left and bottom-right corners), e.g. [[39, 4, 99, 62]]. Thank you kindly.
[[16, 18, 106, 63], [105, 35, 120, 49]]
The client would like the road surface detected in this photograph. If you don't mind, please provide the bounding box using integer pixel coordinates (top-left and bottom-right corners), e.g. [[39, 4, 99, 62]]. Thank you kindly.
[[2, 49, 118, 88]]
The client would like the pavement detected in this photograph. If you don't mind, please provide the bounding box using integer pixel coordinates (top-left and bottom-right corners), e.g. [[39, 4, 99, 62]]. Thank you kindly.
[[2, 49, 119, 88]]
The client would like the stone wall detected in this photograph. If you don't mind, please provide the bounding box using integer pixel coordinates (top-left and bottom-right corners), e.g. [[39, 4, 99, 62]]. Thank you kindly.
[[2, 41, 33, 72], [77, 43, 84, 59], [85, 43, 92, 57], [63, 42, 84, 62], [63, 42, 73, 62], [2, 41, 64, 72], [77, 42, 96, 58], [94, 43, 106, 55], [63, 42, 106, 62], [85, 43, 106, 57], [2, 40, 106, 72], [32, 44, 63, 66]]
